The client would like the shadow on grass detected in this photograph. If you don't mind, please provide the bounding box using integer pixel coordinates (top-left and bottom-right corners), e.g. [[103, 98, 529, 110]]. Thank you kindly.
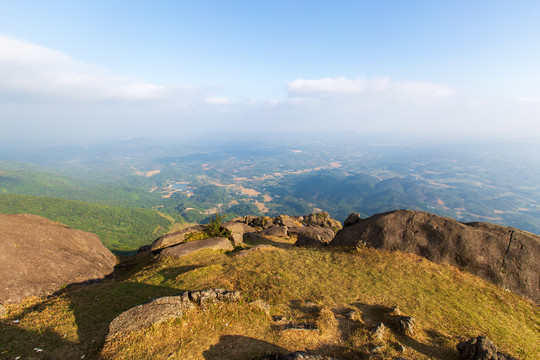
[[158, 264, 204, 279], [1, 268, 183, 359], [202, 335, 287, 360]]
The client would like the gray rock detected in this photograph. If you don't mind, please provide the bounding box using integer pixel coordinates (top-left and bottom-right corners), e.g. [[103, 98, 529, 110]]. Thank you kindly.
[[343, 212, 362, 227], [222, 222, 256, 236], [457, 336, 518, 360], [250, 299, 271, 315], [283, 322, 318, 331], [273, 215, 302, 228], [230, 233, 243, 246], [371, 322, 387, 343], [187, 288, 241, 306], [260, 226, 288, 237], [303, 212, 342, 232], [107, 289, 242, 340], [394, 316, 415, 335], [150, 225, 205, 251], [158, 237, 233, 260], [259, 352, 336, 360], [330, 209, 540, 305], [107, 295, 195, 340], [289, 226, 335, 247]]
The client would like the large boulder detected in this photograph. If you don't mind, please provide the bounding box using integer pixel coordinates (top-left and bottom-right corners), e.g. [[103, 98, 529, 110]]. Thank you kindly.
[[260, 225, 288, 237], [150, 225, 205, 251], [157, 237, 233, 260], [289, 226, 335, 247], [107, 294, 195, 340], [0, 213, 116, 304], [331, 210, 540, 304], [107, 289, 241, 340]]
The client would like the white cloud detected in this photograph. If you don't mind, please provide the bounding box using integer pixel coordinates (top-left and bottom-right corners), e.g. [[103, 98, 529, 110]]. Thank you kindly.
[[517, 97, 540, 104], [0, 34, 223, 105], [286, 76, 456, 102], [205, 96, 230, 105]]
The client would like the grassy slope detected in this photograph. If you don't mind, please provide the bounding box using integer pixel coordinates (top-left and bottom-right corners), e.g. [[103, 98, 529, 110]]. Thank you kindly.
[[0, 194, 172, 251], [1, 235, 538, 360]]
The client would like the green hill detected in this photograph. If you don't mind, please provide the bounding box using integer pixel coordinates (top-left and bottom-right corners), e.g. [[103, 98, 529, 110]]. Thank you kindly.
[[0, 168, 162, 208], [0, 194, 172, 251]]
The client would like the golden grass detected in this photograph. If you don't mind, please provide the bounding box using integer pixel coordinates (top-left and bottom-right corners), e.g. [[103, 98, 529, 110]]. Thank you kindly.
[[1, 242, 539, 360]]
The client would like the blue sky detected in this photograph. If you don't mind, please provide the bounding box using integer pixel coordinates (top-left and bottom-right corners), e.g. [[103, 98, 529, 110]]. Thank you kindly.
[[1, 1, 540, 144]]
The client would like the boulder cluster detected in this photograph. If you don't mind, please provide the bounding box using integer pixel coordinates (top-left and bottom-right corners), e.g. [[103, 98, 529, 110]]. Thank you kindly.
[[145, 209, 540, 306], [145, 212, 343, 260]]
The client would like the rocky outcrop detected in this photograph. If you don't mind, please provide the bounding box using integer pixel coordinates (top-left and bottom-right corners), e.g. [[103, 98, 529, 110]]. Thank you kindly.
[[150, 225, 205, 251], [288, 226, 335, 247], [158, 237, 233, 260], [302, 212, 342, 232], [0, 213, 116, 304], [330, 210, 540, 304], [232, 212, 341, 234], [107, 295, 195, 340], [222, 221, 256, 246], [260, 225, 288, 237], [107, 289, 241, 340], [457, 336, 517, 360]]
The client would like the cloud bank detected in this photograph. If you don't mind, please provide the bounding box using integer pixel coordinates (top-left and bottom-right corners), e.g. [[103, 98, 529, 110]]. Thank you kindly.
[[1, 34, 538, 144], [0, 35, 228, 105]]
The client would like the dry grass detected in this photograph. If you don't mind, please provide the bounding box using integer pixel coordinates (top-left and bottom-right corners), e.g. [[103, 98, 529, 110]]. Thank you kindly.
[[1, 239, 539, 360]]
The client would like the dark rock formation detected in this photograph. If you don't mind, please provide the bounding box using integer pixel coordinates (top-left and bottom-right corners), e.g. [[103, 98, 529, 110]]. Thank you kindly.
[[150, 225, 205, 251], [393, 316, 415, 335], [158, 237, 233, 259], [0, 214, 116, 304], [331, 210, 540, 304], [457, 336, 517, 360], [343, 212, 362, 227]]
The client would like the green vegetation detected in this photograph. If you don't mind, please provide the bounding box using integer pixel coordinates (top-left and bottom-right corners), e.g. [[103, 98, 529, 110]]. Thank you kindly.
[[0, 194, 172, 251], [0, 168, 162, 208], [1, 237, 538, 359]]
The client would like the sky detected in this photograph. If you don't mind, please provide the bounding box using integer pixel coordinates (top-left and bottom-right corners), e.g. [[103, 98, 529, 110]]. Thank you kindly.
[[1, 0, 540, 145]]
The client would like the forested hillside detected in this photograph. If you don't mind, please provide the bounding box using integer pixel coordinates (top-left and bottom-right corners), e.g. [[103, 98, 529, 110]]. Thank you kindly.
[[0, 194, 171, 251]]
